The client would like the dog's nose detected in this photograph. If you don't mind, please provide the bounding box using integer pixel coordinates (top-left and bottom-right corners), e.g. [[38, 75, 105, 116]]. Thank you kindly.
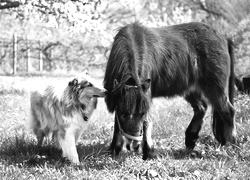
[[103, 89, 108, 95]]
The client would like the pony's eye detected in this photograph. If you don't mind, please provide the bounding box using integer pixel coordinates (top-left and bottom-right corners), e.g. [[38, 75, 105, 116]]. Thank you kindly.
[[121, 113, 131, 119], [118, 112, 125, 118], [120, 114, 129, 121], [122, 113, 128, 117]]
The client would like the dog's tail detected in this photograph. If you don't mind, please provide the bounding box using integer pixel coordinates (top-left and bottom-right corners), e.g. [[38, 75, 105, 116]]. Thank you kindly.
[[28, 91, 43, 133]]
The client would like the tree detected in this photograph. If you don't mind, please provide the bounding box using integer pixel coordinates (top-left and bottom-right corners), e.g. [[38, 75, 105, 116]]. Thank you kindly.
[[0, 0, 249, 73]]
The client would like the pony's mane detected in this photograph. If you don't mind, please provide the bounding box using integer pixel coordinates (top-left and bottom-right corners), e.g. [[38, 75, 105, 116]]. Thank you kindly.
[[104, 22, 147, 92], [121, 86, 150, 115], [109, 73, 150, 115], [104, 23, 152, 113]]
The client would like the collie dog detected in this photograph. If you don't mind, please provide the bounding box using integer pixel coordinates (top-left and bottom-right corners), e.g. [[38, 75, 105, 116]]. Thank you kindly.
[[29, 71, 106, 165]]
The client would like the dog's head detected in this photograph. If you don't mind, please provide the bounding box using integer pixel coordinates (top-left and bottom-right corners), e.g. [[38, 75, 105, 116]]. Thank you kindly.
[[68, 70, 107, 105]]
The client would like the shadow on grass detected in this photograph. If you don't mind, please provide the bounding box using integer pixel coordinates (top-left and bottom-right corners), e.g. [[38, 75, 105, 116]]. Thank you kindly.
[[155, 147, 202, 160], [0, 135, 129, 170], [2, 133, 238, 169], [0, 136, 63, 167], [154, 134, 219, 160], [155, 134, 249, 162]]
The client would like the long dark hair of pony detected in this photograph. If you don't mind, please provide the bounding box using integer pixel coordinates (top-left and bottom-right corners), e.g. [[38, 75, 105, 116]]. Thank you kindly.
[[104, 24, 142, 113], [212, 38, 235, 144]]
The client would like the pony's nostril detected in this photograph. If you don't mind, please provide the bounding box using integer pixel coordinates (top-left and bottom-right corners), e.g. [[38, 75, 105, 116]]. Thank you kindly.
[[134, 144, 140, 152], [126, 144, 131, 151]]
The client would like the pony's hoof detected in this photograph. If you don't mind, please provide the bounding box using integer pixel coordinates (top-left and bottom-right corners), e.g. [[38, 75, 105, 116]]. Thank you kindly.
[[229, 135, 237, 144], [185, 147, 194, 154], [185, 133, 198, 150], [216, 132, 236, 146], [110, 146, 122, 158], [185, 144, 195, 151], [224, 135, 237, 146], [183, 149, 201, 159], [142, 149, 157, 160]]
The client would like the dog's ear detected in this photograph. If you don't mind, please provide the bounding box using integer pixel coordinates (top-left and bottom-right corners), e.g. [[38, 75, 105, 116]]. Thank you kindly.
[[69, 78, 78, 87], [141, 79, 151, 92], [83, 68, 89, 75]]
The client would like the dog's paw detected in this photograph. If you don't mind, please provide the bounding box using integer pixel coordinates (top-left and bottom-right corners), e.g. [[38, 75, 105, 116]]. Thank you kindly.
[[68, 156, 80, 165]]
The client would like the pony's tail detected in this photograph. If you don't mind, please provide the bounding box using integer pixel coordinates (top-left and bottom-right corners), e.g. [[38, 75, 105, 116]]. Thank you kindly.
[[212, 39, 236, 145], [228, 38, 235, 105], [235, 76, 244, 93]]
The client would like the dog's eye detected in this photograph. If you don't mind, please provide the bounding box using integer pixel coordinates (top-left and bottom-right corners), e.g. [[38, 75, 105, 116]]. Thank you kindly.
[[87, 83, 92, 87]]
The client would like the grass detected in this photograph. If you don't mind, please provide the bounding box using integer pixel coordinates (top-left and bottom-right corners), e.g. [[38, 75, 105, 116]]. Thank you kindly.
[[1, 75, 250, 179]]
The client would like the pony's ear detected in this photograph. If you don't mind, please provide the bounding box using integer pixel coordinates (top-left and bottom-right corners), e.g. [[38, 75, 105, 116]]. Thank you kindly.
[[83, 68, 89, 75], [141, 79, 151, 92], [113, 79, 119, 89], [69, 78, 78, 86]]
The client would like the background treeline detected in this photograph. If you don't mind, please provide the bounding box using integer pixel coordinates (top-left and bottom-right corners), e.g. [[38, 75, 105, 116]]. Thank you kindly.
[[0, 0, 249, 76]]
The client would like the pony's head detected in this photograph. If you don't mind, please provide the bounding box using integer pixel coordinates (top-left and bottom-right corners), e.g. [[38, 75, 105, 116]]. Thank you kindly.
[[109, 76, 151, 143]]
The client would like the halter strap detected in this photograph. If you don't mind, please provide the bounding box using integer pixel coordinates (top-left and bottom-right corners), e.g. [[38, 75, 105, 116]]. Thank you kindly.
[[116, 114, 143, 141], [123, 131, 143, 141]]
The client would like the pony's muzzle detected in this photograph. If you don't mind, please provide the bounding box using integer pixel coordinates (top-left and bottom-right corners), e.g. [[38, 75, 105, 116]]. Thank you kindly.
[[125, 138, 141, 152]]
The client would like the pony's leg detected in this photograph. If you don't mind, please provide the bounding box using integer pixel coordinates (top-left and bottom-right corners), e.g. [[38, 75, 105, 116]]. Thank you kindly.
[[185, 93, 207, 150], [211, 95, 236, 145], [110, 114, 124, 157], [142, 116, 157, 160]]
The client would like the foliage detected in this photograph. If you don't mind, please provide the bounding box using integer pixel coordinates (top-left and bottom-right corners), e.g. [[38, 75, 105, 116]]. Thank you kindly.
[[232, 16, 250, 76], [0, 0, 250, 74]]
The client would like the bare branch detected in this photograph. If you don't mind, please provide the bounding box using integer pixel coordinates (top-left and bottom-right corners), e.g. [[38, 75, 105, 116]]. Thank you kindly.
[[42, 41, 62, 62], [0, 49, 7, 61], [197, 0, 223, 18], [0, 1, 20, 9]]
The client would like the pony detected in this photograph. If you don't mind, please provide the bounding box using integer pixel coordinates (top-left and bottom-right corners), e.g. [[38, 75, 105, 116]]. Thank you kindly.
[[235, 76, 250, 94], [103, 22, 236, 160], [29, 71, 106, 165]]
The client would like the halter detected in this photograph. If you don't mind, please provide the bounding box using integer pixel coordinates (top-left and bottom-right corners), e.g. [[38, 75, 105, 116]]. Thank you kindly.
[[113, 83, 144, 141], [115, 113, 143, 141]]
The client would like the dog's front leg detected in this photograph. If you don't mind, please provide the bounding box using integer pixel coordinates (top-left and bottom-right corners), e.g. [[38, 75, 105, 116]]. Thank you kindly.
[[58, 126, 80, 165], [142, 116, 157, 160], [110, 113, 123, 157]]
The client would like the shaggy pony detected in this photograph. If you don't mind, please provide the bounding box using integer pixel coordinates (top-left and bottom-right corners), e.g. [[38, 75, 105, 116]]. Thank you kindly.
[[104, 22, 236, 160], [29, 71, 106, 165]]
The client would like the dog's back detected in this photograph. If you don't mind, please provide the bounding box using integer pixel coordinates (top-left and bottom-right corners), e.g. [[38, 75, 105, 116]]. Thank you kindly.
[[30, 85, 63, 130]]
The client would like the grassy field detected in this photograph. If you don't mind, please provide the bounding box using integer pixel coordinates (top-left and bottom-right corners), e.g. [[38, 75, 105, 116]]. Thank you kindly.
[[1, 74, 250, 180]]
